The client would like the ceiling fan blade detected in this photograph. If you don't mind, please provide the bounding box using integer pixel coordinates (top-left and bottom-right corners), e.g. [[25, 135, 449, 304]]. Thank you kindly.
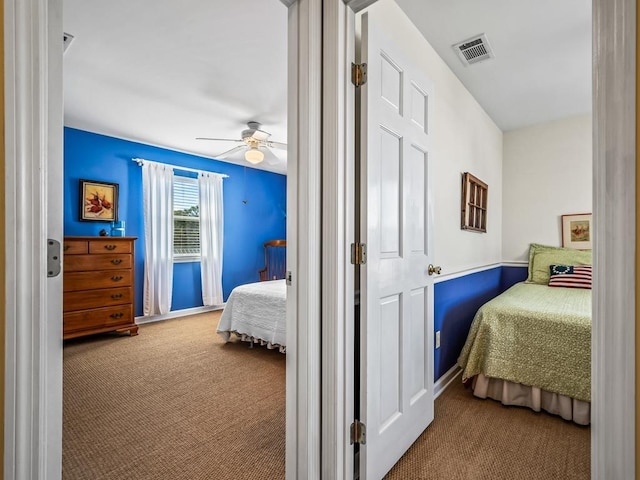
[[267, 141, 287, 150], [262, 146, 282, 165], [196, 137, 243, 143], [215, 145, 246, 159]]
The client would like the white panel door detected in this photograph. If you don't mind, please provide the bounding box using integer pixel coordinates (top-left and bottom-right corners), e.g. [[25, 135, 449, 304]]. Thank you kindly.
[[359, 1, 435, 478]]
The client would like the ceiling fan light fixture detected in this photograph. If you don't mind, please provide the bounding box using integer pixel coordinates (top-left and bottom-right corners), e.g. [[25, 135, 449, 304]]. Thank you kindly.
[[245, 147, 264, 164]]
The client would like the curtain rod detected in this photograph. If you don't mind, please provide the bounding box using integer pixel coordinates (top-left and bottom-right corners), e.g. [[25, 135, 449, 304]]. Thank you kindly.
[[132, 158, 229, 178]]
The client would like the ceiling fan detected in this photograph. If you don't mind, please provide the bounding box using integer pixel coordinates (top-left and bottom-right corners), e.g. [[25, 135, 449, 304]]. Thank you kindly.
[[197, 121, 287, 165]]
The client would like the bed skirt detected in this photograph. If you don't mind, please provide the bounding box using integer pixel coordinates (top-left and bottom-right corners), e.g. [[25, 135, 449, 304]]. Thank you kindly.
[[470, 373, 590, 426], [222, 330, 286, 354]]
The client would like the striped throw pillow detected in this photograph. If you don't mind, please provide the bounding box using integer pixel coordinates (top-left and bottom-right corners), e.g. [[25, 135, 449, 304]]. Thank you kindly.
[[548, 265, 592, 289]]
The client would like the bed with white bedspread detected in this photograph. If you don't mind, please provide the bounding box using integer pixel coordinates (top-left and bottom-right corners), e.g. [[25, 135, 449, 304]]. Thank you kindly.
[[216, 279, 286, 352]]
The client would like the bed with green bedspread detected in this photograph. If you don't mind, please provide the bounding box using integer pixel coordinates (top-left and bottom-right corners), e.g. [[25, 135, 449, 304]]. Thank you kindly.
[[457, 282, 591, 402]]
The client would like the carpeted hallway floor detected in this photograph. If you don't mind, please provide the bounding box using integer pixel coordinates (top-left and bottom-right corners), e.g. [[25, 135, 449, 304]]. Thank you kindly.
[[63, 312, 589, 479]]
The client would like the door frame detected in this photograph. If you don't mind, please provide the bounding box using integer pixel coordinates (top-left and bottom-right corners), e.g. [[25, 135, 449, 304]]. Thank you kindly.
[[323, 0, 636, 478], [3, 0, 636, 479], [286, 1, 370, 478], [4, 0, 64, 477], [319, 2, 355, 479], [591, 0, 636, 477], [3, 0, 322, 478], [282, 0, 323, 478]]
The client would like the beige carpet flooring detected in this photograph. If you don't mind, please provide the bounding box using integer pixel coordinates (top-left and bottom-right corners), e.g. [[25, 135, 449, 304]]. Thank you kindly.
[[63, 311, 285, 480], [64, 311, 589, 480], [385, 380, 590, 480]]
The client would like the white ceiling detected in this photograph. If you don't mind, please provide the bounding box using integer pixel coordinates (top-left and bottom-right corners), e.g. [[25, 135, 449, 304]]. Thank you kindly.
[[63, 0, 592, 174], [395, 0, 592, 131], [63, 0, 289, 174]]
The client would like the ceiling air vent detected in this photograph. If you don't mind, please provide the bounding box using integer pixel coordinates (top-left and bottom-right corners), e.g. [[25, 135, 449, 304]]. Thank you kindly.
[[453, 33, 494, 66], [63, 32, 75, 53]]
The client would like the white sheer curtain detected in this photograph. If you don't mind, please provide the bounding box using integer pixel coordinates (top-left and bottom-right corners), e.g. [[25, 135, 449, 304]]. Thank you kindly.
[[142, 162, 174, 315], [198, 172, 224, 306]]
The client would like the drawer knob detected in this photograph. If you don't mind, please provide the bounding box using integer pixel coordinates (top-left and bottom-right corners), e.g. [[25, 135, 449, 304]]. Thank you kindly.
[[110, 313, 124, 319], [104, 244, 117, 251], [111, 275, 123, 281], [111, 259, 123, 265], [111, 293, 123, 299]]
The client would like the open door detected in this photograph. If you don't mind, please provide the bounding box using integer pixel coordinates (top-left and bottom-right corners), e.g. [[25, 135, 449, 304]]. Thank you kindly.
[[357, 1, 435, 478]]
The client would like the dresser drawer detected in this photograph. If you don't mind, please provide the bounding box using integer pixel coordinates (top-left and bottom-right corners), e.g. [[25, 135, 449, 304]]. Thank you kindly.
[[63, 240, 88, 255], [64, 269, 132, 291], [89, 240, 132, 255], [64, 304, 134, 333], [63, 236, 138, 339], [64, 286, 133, 312], [64, 253, 132, 272]]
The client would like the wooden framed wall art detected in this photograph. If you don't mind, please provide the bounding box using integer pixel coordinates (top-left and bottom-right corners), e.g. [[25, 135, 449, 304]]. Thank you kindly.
[[561, 213, 592, 250], [80, 179, 119, 222], [461, 172, 488, 233]]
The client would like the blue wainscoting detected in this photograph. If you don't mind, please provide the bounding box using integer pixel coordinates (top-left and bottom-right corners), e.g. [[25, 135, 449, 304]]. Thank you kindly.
[[501, 265, 529, 291], [433, 265, 529, 381], [64, 128, 287, 316]]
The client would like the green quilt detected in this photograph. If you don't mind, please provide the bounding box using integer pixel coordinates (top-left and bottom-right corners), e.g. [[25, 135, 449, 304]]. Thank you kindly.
[[457, 282, 591, 402]]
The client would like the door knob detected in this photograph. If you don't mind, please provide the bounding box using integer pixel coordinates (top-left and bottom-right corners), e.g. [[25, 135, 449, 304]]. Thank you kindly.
[[428, 264, 441, 276]]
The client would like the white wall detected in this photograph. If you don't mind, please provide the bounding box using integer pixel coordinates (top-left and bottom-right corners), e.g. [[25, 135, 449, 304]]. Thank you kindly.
[[432, 83, 503, 274], [377, 1, 504, 275], [502, 114, 592, 262], [375, 3, 593, 274]]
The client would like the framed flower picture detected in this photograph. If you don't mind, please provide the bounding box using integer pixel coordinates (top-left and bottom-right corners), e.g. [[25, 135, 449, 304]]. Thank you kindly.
[[80, 179, 119, 222], [561, 213, 592, 250]]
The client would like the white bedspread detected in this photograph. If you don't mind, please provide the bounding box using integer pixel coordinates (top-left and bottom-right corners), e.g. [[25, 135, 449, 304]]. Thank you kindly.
[[216, 279, 286, 352]]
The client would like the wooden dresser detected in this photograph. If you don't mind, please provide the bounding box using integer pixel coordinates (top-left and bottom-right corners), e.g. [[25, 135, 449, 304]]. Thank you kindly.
[[63, 236, 139, 339]]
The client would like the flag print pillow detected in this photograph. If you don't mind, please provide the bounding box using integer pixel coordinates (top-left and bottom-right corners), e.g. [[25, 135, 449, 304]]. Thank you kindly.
[[548, 265, 592, 289]]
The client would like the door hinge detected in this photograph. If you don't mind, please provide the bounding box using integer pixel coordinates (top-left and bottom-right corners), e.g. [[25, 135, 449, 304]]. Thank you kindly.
[[350, 420, 367, 445], [47, 239, 61, 278], [351, 62, 368, 87], [351, 242, 367, 265]]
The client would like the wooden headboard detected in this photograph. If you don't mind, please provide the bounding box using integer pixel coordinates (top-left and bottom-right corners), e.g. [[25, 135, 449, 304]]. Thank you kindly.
[[259, 240, 287, 281]]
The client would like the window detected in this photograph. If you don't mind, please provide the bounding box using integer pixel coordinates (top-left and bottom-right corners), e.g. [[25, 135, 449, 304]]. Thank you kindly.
[[461, 172, 488, 233], [173, 176, 200, 261]]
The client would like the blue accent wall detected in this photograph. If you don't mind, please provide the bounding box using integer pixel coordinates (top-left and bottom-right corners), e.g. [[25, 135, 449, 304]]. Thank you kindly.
[[433, 265, 529, 381], [64, 128, 287, 316], [501, 265, 528, 291]]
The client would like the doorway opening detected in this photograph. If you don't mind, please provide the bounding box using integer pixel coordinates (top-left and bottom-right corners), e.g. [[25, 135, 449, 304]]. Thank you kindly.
[[61, 1, 290, 478]]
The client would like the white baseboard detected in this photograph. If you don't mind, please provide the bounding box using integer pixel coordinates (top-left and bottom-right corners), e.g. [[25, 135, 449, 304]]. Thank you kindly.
[[434, 365, 462, 399], [135, 304, 224, 325]]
